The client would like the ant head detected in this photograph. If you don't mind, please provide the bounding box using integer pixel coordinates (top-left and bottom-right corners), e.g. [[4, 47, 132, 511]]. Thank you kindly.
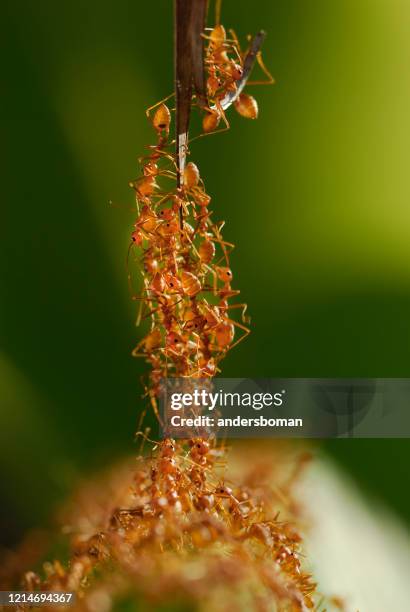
[[216, 267, 233, 283], [185, 318, 201, 332], [163, 272, 181, 291], [215, 484, 232, 497], [229, 62, 243, 81], [189, 438, 210, 454], [195, 440, 210, 455], [166, 331, 183, 347], [157, 218, 178, 236], [131, 230, 142, 245], [161, 438, 175, 457], [143, 161, 158, 176], [158, 207, 175, 220], [140, 204, 152, 215]]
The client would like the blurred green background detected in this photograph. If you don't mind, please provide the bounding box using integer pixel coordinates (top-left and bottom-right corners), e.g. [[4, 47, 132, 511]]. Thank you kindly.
[[2, 0, 410, 546]]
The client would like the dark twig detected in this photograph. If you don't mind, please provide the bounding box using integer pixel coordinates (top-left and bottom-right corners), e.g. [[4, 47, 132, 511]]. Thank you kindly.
[[175, 0, 192, 186], [217, 31, 267, 111], [174, 0, 208, 190], [190, 1, 208, 109]]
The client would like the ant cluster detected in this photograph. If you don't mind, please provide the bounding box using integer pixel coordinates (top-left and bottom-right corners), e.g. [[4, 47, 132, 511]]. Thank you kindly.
[[129, 21, 275, 419], [131, 117, 240, 413], [202, 23, 272, 133]]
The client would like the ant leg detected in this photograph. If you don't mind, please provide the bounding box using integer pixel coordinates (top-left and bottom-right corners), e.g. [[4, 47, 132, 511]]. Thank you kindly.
[[141, 304, 163, 321], [181, 228, 201, 259], [213, 267, 218, 296], [151, 169, 176, 180], [128, 255, 156, 324], [126, 243, 137, 296], [214, 253, 230, 266], [201, 284, 216, 294], [206, 225, 235, 250], [196, 337, 203, 377], [140, 148, 178, 170], [201, 263, 218, 295], [228, 29, 243, 58], [145, 93, 175, 120], [314, 597, 326, 612], [209, 233, 235, 251], [149, 390, 163, 425], [202, 34, 240, 49], [153, 193, 174, 209], [223, 302, 250, 324], [218, 102, 231, 129], [188, 107, 231, 144], [220, 289, 241, 299], [135, 294, 145, 326], [247, 52, 275, 85], [135, 414, 149, 446], [108, 201, 136, 213], [142, 297, 183, 321], [208, 223, 234, 266], [132, 337, 162, 357], [133, 284, 156, 324], [226, 318, 250, 351]]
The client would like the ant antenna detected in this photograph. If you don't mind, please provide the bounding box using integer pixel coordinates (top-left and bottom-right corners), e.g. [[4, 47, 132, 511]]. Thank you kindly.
[[135, 429, 157, 448], [126, 241, 137, 297], [136, 426, 151, 454]]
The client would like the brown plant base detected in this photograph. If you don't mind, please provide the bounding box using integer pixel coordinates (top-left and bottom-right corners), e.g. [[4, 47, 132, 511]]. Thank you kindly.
[[11, 442, 319, 612]]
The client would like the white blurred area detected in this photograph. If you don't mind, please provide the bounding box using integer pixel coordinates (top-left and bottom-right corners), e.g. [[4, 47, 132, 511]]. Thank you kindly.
[[301, 458, 410, 611]]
